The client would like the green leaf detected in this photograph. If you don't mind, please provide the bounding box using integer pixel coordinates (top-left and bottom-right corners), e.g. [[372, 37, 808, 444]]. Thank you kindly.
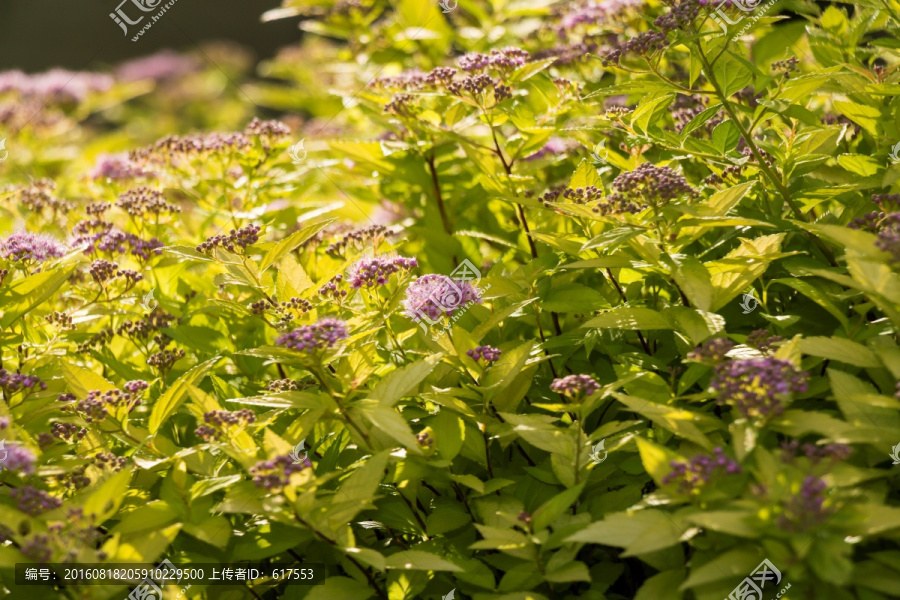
[[385, 550, 463, 571], [833, 99, 881, 137], [532, 482, 585, 532], [57, 361, 115, 397], [542, 283, 605, 312], [0, 267, 73, 327], [582, 307, 675, 331], [149, 357, 221, 433], [635, 569, 686, 600], [670, 256, 713, 312], [837, 154, 881, 176], [306, 577, 374, 600], [711, 120, 741, 154], [798, 336, 880, 368], [259, 218, 334, 272], [83, 470, 132, 522], [373, 354, 443, 407], [713, 53, 753, 97]]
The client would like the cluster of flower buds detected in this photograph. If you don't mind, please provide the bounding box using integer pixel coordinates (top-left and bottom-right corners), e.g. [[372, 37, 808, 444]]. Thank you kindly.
[[148, 338, 185, 372], [0, 69, 112, 102], [116, 187, 181, 217], [250, 455, 309, 491], [415, 430, 434, 450], [197, 224, 261, 254], [0, 369, 46, 396], [745, 329, 783, 353], [16, 178, 74, 215], [467, 345, 502, 363], [0, 444, 36, 474], [45, 311, 74, 330], [776, 475, 833, 532], [661, 447, 742, 494], [129, 118, 291, 164], [550, 374, 600, 398], [348, 256, 418, 289], [326, 224, 391, 256], [772, 56, 799, 77], [780, 441, 852, 465], [276, 318, 348, 354], [711, 357, 808, 419], [56, 465, 90, 491], [608, 162, 698, 207], [10, 486, 62, 516], [93, 452, 128, 471], [686, 337, 735, 364], [318, 274, 347, 300], [91, 153, 155, 181], [51, 422, 87, 442], [89, 259, 142, 286], [74, 381, 147, 422], [196, 409, 256, 441], [266, 378, 315, 393]]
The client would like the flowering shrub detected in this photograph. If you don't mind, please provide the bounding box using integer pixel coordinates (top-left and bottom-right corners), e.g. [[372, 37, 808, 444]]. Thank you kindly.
[[1, 0, 900, 598]]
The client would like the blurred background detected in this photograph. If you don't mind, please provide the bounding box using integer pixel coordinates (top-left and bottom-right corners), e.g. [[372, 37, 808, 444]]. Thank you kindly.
[[0, 0, 303, 71]]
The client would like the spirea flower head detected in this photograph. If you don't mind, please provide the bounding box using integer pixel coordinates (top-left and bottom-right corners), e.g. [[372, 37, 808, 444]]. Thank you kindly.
[[711, 357, 808, 419], [250, 455, 309, 490], [686, 337, 735, 364], [661, 447, 742, 494], [467, 345, 502, 363], [402, 274, 482, 322], [1, 444, 36, 475], [0, 369, 46, 395], [90, 153, 155, 181], [0, 69, 112, 102], [348, 255, 417, 289], [11, 486, 63, 516], [608, 162, 698, 207], [0, 231, 66, 263], [745, 329, 783, 353], [276, 318, 348, 354], [116, 187, 181, 217], [550, 374, 600, 398], [776, 475, 833, 532], [196, 225, 261, 253], [780, 440, 852, 465], [115, 50, 199, 82]]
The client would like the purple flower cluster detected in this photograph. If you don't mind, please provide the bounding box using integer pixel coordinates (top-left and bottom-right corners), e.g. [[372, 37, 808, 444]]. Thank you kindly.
[[197, 225, 261, 254], [0, 369, 46, 395], [549, 0, 643, 36], [1, 444, 36, 474], [348, 256, 417, 289], [661, 447, 742, 494], [250, 455, 309, 490], [458, 48, 530, 72], [276, 318, 348, 353], [776, 475, 833, 532], [0, 231, 66, 263], [130, 118, 290, 164], [74, 382, 146, 423], [780, 441, 852, 465], [467, 345, 502, 363], [71, 219, 163, 261], [326, 224, 390, 256], [686, 337, 735, 364], [746, 329, 783, 353], [115, 50, 199, 82], [608, 162, 698, 207], [90, 153, 155, 181], [550, 374, 600, 398], [711, 358, 808, 419], [89, 259, 142, 286], [51, 422, 87, 442], [116, 187, 181, 217], [10, 486, 63, 516], [0, 69, 113, 102], [525, 137, 574, 161], [93, 452, 128, 471], [196, 409, 256, 441], [402, 274, 482, 322]]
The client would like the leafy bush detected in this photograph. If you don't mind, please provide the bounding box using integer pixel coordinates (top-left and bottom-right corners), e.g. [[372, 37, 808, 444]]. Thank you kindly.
[[2, 0, 900, 599]]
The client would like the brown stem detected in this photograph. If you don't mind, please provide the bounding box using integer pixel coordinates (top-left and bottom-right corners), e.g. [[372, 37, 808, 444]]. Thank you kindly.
[[605, 268, 652, 355], [426, 151, 453, 238], [694, 43, 837, 268], [394, 484, 429, 533]]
